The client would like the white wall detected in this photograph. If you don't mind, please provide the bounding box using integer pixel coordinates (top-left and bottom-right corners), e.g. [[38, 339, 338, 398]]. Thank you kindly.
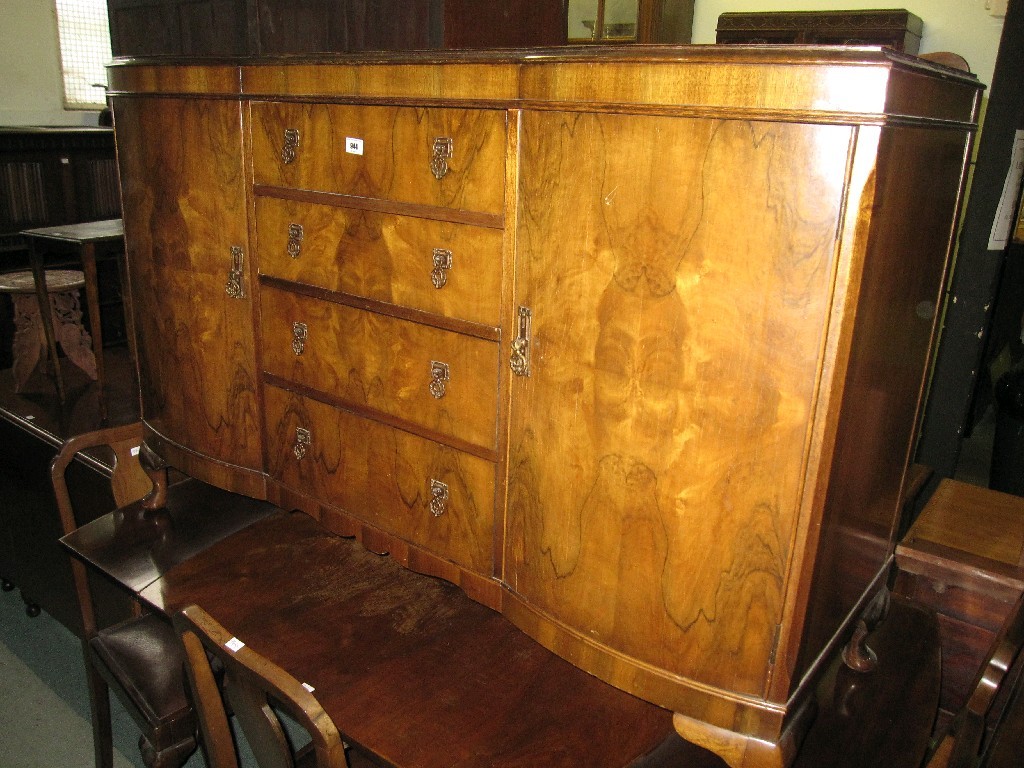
[[691, 0, 1006, 88], [0, 0, 101, 126]]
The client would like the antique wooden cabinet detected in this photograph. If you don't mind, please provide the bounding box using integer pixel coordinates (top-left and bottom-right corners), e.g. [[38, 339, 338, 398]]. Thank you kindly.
[[109, 48, 980, 767], [715, 9, 923, 52]]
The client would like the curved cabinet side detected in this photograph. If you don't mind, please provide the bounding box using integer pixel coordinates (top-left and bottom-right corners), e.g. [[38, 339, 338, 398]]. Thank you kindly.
[[114, 94, 264, 493]]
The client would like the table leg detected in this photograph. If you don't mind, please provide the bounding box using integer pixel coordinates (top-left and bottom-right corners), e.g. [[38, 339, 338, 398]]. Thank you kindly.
[[28, 239, 66, 404], [115, 245, 140, 386], [80, 242, 107, 421]]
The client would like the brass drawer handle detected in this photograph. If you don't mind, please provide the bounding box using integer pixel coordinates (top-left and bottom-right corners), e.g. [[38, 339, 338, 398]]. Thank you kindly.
[[225, 245, 245, 299], [429, 360, 449, 399], [287, 223, 304, 258], [291, 322, 308, 356], [282, 128, 300, 164], [431, 248, 452, 289], [510, 306, 531, 377], [293, 427, 311, 460], [430, 137, 453, 180], [429, 479, 448, 517]]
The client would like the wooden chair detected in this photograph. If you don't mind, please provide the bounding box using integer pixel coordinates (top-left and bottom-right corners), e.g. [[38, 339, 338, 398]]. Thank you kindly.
[[174, 603, 375, 768], [925, 590, 1024, 768], [51, 423, 197, 768]]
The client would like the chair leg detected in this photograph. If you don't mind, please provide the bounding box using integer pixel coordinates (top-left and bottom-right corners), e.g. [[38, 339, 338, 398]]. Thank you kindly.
[[139, 733, 197, 768], [84, 645, 114, 768]]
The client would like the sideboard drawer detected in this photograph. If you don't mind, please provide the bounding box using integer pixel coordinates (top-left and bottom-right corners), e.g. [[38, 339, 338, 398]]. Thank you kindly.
[[250, 102, 506, 215], [260, 284, 499, 451], [255, 196, 503, 327], [264, 384, 495, 575]]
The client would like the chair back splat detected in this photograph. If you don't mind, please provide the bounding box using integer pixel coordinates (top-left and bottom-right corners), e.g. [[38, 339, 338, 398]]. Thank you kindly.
[[174, 604, 350, 768], [925, 590, 1024, 768]]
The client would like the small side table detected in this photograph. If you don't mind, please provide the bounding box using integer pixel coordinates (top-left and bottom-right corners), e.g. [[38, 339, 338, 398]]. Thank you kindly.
[[895, 478, 1024, 720], [21, 219, 128, 420]]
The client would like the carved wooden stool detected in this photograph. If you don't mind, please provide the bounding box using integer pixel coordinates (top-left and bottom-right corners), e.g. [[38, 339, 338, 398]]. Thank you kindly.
[[0, 269, 97, 397]]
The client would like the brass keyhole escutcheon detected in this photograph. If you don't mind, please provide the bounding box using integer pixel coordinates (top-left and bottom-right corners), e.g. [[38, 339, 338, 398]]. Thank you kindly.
[[431, 248, 452, 289], [429, 361, 450, 399], [293, 427, 311, 460], [429, 479, 449, 517], [282, 128, 300, 164]]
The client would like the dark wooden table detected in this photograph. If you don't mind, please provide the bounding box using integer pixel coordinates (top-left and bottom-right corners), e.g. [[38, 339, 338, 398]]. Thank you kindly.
[[22, 219, 126, 418], [134, 511, 699, 768], [61, 481, 280, 595], [63, 502, 947, 768], [896, 478, 1024, 723]]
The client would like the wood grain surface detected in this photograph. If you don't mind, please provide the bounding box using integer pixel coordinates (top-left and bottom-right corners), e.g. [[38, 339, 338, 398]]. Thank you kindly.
[[249, 102, 506, 215], [263, 383, 496, 576], [114, 96, 263, 478], [254, 195, 503, 326], [902, 479, 1024, 569], [506, 110, 851, 705], [260, 283, 500, 451], [794, 125, 974, 688], [140, 512, 678, 768]]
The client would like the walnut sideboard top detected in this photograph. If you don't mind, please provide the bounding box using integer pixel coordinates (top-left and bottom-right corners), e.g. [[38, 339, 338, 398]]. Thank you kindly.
[[108, 47, 981, 768]]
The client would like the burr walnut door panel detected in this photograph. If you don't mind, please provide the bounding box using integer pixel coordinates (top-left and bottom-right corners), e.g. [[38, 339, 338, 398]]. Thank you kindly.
[[505, 111, 853, 706], [249, 102, 506, 215], [114, 96, 262, 472]]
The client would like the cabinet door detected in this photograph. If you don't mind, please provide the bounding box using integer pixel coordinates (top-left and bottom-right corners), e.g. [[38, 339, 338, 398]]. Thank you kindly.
[[114, 97, 262, 477], [505, 111, 852, 706]]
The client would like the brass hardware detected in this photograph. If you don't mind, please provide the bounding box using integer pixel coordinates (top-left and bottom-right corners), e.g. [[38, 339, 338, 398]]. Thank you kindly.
[[510, 306, 531, 377], [430, 137, 453, 180], [282, 128, 300, 164], [429, 479, 449, 517], [429, 360, 450, 399], [291, 322, 308, 355], [293, 427, 311, 460], [431, 248, 452, 289], [287, 223, 304, 258], [225, 246, 245, 299]]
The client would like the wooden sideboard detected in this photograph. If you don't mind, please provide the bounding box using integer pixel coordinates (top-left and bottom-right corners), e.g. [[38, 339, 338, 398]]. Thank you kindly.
[[108, 47, 980, 767]]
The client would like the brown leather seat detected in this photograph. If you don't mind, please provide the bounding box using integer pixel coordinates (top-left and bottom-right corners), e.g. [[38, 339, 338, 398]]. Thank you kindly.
[[88, 613, 196, 765]]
